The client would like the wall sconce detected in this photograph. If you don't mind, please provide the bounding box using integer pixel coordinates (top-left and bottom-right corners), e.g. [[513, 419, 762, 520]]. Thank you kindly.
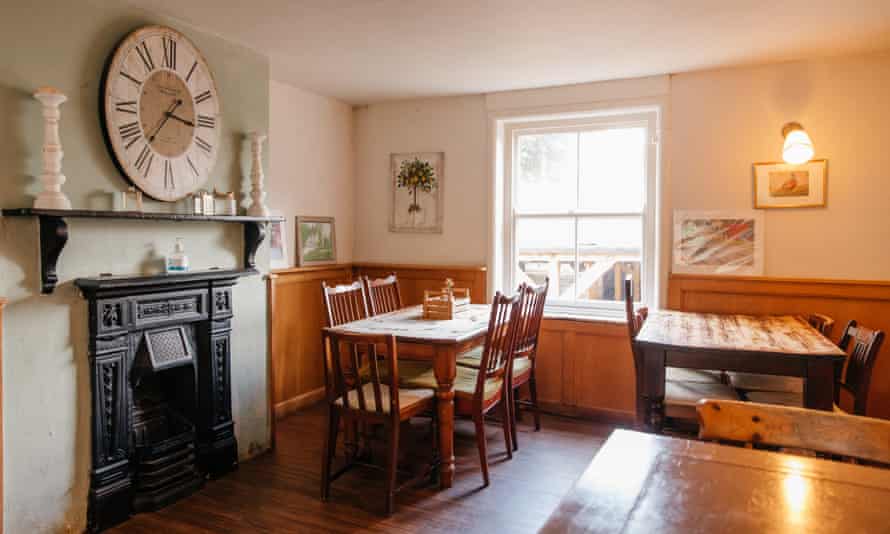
[[781, 122, 814, 165]]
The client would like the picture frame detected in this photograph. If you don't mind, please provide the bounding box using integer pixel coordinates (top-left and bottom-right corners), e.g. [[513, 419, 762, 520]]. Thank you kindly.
[[753, 159, 828, 209], [295, 216, 337, 266], [672, 210, 764, 276], [390, 151, 444, 233], [268, 212, 289, 270]]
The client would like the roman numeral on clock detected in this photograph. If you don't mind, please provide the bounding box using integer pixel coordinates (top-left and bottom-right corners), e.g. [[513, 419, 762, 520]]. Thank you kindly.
[[115, 100, 137, 114], [136, 41, 155, 73], [187, 155, 199, 177], [119, 122, 141, 147], [134, 145, 153, 177], [195, 90, 212, 104], [195, 136, 212, 153], [120, 71, 142, 86], [185, 61, 198, 83], [164, 159, 175, 190], [197, 115, 215, 129], [162, 36, 176, 70]]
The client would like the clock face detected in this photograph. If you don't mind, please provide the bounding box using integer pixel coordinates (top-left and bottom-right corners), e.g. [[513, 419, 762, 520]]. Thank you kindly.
[[102, 26, 221, 202]]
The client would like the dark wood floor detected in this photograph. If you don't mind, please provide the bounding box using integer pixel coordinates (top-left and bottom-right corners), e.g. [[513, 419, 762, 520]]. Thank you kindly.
[[111, 405, 615, 533]]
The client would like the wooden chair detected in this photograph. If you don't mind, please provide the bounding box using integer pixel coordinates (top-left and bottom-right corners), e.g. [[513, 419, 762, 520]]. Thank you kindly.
[[401, 291, 520, 487], [320, 332, 437, 515], [730, 313, 836, 395], [322, 280, 369, 327], [808, 313, 836, 337], [458, 280, 549, 451], [697, 399, 890, 466], [746, 320, 885, 415], [625, 277, 739, 427], [363, 273, 403, 316]]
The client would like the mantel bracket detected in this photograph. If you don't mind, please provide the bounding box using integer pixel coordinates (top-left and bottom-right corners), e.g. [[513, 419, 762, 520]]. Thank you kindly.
[[243, 221, 267, 270], [38, 215, 69, 295]]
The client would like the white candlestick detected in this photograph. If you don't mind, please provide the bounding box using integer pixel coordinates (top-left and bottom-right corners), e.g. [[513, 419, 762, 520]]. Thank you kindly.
[[247, 131, 270, 217], [33, 87, 71, 210]]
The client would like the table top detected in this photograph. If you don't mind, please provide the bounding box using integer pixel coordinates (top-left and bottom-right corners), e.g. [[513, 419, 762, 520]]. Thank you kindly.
[[324, 304, 491, 345], [540, 429, 890, 534], [636, 310, 845, 358]]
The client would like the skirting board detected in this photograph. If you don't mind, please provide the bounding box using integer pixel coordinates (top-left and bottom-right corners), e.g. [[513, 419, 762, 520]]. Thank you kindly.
[[537, 401, 636, 427], [274, 387, 326, 420]]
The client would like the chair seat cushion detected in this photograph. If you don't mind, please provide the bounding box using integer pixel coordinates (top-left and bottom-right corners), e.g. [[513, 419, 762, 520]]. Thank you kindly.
[[456, 345, 483, 368], [664, 380, 740, 420], [512, 356, 532, 378], [334, 382, 434, 414], [745, 391, 847, 414], [399, 364, 502, 401], [666, 368, 724, 384], [728, 372, 804, 393]]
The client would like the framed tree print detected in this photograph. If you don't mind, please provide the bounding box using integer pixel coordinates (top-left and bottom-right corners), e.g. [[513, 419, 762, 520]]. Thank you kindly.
[[390, 152, 444, 233]]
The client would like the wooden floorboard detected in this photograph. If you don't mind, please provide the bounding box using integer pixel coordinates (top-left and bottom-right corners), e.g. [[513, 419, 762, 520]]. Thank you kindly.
[[111, 405, 614, 533]]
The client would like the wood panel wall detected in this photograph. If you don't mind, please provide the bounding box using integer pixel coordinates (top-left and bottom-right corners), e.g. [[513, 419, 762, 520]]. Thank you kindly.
[[268, 264, 488, 418], [669, 274, 890, 419]]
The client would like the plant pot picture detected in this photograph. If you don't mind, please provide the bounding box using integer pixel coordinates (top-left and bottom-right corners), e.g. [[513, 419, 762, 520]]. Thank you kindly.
[[390, 152, 444, 233]]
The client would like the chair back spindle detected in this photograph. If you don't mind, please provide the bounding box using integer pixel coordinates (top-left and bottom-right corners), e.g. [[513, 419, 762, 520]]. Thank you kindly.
[[513, 278, 549, 361], [363, 273, 403, 316], [837, 320, 885, 415], [322, 281, 369, 327]]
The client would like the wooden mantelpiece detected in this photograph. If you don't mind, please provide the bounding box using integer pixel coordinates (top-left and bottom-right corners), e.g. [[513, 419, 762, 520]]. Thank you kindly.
[[1, 208, 284, 295]]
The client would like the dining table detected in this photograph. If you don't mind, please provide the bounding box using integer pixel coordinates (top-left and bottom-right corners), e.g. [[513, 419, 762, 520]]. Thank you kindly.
[[324, 303, 492, 489], [540, 428, 890, 533], [634, 311, 847, 431]]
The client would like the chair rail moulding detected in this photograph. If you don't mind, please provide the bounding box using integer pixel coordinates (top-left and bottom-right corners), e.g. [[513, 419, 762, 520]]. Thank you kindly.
[[1, 208, 284, 294], [667, 273, 890, 419]]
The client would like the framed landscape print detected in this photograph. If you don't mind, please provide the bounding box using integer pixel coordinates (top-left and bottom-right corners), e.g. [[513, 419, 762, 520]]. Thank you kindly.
[[296, 216, 337, 266], [268, 213, 289, 270], [673, 210, 764, 276], [390, 152, 444, 233], [753, 159, 827, 209]]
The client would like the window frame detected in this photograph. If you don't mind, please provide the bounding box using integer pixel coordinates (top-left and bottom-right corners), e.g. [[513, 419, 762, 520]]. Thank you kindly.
[[502, 109, 660, 319]]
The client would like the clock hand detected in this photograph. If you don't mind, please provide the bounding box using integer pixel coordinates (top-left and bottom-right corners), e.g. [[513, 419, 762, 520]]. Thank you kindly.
[[148, 99, 182, 142], [165, 112, 195, 127]]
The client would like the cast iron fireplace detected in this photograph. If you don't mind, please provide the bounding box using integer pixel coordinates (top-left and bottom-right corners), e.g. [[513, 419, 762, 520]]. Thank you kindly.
[[75, 269, 245, 532]]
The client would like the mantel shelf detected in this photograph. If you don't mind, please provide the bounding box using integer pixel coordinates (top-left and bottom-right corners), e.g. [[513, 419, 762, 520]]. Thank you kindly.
[[1, 207, 281, 295], [1, 208, 284, 223]]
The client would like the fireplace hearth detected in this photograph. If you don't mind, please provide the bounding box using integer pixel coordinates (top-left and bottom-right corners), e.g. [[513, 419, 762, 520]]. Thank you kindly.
[[76, 269, 248, 532]]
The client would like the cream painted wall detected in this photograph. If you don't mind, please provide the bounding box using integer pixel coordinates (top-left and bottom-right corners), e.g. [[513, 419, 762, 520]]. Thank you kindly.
[[670, 52, 890, 280], [268, 80, 354, 266], [352, 53, 890, 291], [353, 96, 489, 265], [0, 1, 271, 531]]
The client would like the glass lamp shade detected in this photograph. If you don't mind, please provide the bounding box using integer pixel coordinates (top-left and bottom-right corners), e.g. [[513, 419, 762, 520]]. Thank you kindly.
[[782, 128, 814, 165]]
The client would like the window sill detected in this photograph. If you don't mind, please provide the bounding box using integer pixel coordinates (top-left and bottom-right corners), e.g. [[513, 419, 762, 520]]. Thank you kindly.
[[543, 311, 627, 326]]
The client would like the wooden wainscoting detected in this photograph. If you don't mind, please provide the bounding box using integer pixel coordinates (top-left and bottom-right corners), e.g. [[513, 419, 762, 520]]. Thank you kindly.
[[669, 274, 890, 419], [268, 265, 353, 419], [269, 263, 487, 420], [535, 317, 636, 424], [352, 263, 488, 305]]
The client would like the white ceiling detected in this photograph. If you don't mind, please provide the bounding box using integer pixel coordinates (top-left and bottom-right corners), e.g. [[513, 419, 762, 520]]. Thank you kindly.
[[122, 0, 890, 104]]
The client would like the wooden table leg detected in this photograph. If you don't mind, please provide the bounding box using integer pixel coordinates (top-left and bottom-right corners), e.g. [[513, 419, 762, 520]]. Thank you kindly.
[[640, 347, 666, 432], [805, 359, 837, 411], [434, 345, 457, 489]]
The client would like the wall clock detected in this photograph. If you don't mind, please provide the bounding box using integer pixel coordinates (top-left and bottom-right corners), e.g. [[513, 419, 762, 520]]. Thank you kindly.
[[101, 25, 221, 202]]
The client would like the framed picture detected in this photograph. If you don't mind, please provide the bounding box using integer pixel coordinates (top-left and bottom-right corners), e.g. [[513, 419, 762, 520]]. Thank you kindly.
[[753, 159, 827, 209], [296, 216, 337, 266], [673, 210, 764, 276], [390, 152, 444, 233], [268, 212, 289, 270]]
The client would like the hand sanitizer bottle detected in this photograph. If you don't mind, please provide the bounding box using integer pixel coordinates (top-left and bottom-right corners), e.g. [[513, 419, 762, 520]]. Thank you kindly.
[[166, 238, 190, 273]]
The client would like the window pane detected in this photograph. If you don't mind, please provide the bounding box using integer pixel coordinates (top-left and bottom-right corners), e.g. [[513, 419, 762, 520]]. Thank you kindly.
[[579, 127, 646, 212], [576, 217, 642, 302], [516, 133, 578, 211], [516, 218, 575, 300]]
